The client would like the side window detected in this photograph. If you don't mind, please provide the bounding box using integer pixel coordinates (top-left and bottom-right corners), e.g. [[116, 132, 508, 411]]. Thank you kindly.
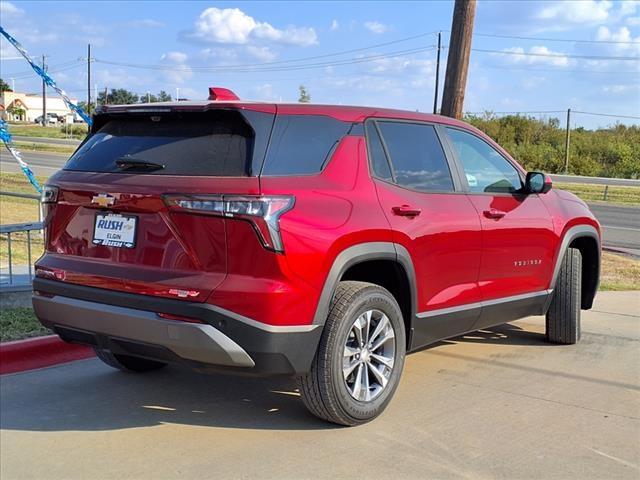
[[376, 121, 454, 192], [365, 122, 393, 181], [262, 115, 351, 175], [446, 128, 523, 194]]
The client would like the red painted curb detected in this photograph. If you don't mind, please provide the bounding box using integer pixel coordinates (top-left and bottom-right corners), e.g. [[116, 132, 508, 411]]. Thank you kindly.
[[0, 335, 94, 375]]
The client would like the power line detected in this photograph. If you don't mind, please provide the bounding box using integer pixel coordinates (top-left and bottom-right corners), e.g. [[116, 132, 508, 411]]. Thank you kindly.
[[94, 46, 438, 73], [464, 110, 640, 120], [3, 59, 84, 78], [467, 47, 640, 61], [465, 110, 564, 115], [469, 31, 640, 45], [476, 64, 639, 75], [572, 110, 640, 120]]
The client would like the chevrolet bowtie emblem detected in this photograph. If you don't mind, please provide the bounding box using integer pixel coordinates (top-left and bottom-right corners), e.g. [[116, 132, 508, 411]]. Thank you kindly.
[[91, 194, 115, 207]]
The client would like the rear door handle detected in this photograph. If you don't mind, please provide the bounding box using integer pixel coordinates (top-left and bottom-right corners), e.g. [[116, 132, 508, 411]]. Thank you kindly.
[[392, 205, 421, 217], [483, 208, 506, 219]]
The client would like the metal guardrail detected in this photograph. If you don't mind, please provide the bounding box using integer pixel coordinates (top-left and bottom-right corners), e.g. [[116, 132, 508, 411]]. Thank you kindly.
[[0, 192, 43, 286]]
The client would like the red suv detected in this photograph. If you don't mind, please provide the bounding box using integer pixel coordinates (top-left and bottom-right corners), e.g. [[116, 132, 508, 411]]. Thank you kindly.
[[34, 88, 600, 426]]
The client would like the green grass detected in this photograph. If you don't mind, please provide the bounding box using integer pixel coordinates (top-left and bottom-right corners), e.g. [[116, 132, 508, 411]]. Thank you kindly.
[[0, 173, 47, 269], [555, 183, 640, 206], [600, 252, 640, 291], [0, 308, 51, 342], [13, 141, 76, 155], [7, 123, 88, 139]]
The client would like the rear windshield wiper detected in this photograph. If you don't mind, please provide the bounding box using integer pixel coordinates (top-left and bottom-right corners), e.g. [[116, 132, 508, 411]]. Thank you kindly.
[[115, 157, 165, 171]]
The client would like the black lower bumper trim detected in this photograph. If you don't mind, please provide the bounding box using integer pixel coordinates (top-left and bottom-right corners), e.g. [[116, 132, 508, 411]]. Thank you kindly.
[[33, 278, 323, 376]]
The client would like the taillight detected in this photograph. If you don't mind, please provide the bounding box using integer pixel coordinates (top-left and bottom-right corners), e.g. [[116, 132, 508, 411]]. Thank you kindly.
[[41, 185, 59, 203], [163, 194, 294, 253]]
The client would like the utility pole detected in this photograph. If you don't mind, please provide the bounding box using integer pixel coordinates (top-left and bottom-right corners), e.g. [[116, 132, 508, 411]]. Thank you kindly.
[[41, 54, 47, 126], [147, 91, 151, 103], [433, 31, 442, 114], [87, 44, 91, 114], [564, 108, 571, 174], [175, 87, 180, 101], [441, 0, 476, 119], [104, 86, 108, 105]]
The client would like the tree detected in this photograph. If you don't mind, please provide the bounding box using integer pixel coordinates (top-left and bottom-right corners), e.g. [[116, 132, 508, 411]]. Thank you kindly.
[[77, 101, 94, 114], [298, 85, 311, 103], [139, 91, 173, 103], [157, 90, 172, 102], [0, 78, 12, 92], [6, 105, 25, 120], [98, 88, 139, 105]]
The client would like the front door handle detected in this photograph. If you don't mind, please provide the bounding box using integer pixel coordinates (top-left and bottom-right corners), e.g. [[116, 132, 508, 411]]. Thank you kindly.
[[392, 205, 422, 217], [483, 208, 506, 219]]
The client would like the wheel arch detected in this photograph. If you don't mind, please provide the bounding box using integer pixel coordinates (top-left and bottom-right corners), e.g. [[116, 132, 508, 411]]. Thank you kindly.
[[549, 225, 601, 310], [312, 242, 417, 348]]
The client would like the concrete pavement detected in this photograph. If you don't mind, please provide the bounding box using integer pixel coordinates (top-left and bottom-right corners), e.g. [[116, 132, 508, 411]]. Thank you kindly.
[[1, 291, 639, 479]]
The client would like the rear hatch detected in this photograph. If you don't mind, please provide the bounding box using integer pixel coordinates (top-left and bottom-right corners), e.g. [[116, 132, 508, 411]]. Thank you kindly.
[[37, 105, 275, 302]]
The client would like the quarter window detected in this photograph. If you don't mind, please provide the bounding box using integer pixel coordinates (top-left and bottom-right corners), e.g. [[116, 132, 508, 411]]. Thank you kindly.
[[376, 122, 454, 192], [366, 122, 393, 181], [446, 128, 523, 194], [262, 115, 351, 175]]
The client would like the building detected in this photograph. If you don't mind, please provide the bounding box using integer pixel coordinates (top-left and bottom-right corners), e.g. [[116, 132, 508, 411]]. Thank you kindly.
[[0, 91, 77, 122]]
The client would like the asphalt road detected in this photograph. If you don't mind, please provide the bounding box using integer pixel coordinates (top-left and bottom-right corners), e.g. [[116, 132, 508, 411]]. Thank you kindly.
[[1, 151, 639, 253], [1, 291, 638, 479], [551, 174, 640, 187], [0, 150, 68, 176], [589, 203, 640, 255]]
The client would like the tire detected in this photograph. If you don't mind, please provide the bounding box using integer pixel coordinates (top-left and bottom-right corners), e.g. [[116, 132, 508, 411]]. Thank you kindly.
[[298, 281, 406, 426], [94, 348, 167, 373], [546, 248, 582, 345]]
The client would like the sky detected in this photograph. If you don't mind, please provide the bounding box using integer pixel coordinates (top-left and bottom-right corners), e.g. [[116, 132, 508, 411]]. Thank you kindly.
[[1, 0, 639, 129]]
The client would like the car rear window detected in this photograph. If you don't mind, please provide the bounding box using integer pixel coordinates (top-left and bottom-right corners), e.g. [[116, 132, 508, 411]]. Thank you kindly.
[[64, 110, 269, 176], [261, 115, 352, 175]]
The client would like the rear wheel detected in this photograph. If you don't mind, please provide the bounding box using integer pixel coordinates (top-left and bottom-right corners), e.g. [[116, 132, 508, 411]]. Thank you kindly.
[[298, 281, 406, 426], [546, 248, 582, 345], [94, 348, 167, 372]]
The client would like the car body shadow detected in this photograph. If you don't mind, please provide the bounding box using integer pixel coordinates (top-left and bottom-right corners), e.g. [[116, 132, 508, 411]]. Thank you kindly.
[[0, 360, 335, 432], [1, 322, 547, 433]]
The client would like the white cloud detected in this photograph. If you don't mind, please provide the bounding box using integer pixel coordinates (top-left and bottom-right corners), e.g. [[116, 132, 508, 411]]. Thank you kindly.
[[364, 21, 390, 34], [619, 0, 639, 16], [537, 1, 613, 24], [160, 51, 192, 84], [601, 83, 640, 95], [495, 46, 570, 67], [185, 7, 317, 46], [162, 51, 188, 63], [127, 19, 165, 28], [627, 16, 640, 26], [245, 45, 276, 62], [200, 45, 276, 63], [0, 1, 24, 16], [596, 26, 640, 54], [331, 19, 339, 31], [253, 83, 279, 101]]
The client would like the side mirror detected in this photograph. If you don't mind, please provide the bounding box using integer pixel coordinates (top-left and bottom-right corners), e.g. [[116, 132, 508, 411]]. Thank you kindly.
[[525, 172, 552, 194]]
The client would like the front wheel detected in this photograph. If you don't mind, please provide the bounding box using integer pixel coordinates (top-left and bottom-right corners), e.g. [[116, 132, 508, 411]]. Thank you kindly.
[[546, 248, 582, 345], [298, 281, 406, 426]]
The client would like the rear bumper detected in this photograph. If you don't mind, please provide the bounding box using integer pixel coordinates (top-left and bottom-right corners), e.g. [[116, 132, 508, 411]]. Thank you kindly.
[[32, 278, 323, 376]]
